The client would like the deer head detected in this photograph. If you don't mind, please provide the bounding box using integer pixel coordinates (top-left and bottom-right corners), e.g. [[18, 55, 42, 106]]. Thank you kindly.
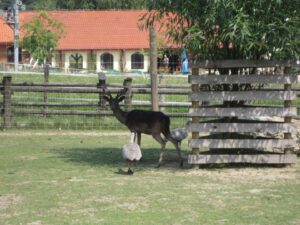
[[103, 88, 127, 112]]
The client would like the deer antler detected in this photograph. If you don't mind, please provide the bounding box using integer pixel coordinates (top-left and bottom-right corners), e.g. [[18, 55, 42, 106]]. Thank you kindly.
[[102, 88, 112, 101], [116, 88, 128, 99]]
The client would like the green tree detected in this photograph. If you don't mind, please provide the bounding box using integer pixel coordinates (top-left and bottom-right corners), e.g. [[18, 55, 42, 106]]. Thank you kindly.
[[25, 0, 147, 10], [0, 0, 13, 9], [27, 0, 57, 10], [21, 11, 64, 64], [144, 0, 300, 60]]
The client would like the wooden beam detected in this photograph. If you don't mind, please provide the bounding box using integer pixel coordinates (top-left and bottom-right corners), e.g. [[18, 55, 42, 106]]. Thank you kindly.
[[2, 76, 12, 128], [13, 109, 113, 116], [189, 91, 297, 101], [188, 122, 297, 133], [190, 60, 300, 69], [188, 107, 297, 117], [149, 25, 159, 111], [188, 139, 297, 149], [189, 74, 299, 84], [188, 154, 297, 164], [284, 66, 294, 153], [191, 68, 200, 158], [13, 109, 188, 118]]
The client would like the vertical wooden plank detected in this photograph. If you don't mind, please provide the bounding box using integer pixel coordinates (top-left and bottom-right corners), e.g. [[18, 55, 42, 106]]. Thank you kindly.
[[123, 77, 132, 111], [98, 72, 107, 111], [3, 76, 12, 129], [149, 25, 159, 111], [43, 64, 49, 117], [191, 68, 200, 168], [284, 66, 293, 153]]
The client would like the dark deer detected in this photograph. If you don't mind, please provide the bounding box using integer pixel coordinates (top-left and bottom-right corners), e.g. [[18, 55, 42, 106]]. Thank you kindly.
[[103, 88, 183, 167]]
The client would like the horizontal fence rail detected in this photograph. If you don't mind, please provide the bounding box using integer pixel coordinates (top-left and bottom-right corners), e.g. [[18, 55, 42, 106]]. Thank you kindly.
[[190, 59, 300, 69], [188, 107, 298, 117], [189, 91, 298, 101], [189, 74, 300, 84]]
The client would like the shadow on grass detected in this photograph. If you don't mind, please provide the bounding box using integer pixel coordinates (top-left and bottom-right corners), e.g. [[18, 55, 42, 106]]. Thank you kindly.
[[53, 147, 186, 169], [52, 146, 298, 171]]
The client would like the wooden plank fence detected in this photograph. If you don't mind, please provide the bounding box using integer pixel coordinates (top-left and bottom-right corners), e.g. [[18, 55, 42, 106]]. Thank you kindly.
[[188, 60, 299, 165], [0, 64, 299, 133]]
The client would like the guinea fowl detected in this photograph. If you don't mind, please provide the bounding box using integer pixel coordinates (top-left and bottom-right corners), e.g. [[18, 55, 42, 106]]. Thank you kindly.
[[170, 127, 188, 147], [122, 133, 142, 175]]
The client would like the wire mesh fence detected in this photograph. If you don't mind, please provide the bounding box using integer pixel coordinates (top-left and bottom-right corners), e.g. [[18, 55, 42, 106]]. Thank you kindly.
[[0, 72, 190, 131]]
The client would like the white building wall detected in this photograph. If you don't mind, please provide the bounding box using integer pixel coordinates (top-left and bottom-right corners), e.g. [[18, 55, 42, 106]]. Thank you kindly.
[[51, 56, 56, 67], [61, 50, 149, 73]]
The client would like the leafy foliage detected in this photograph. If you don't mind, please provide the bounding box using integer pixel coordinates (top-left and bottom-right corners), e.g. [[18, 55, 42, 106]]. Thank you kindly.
[[21, 11, 64, 63], [0, 0, 147, 10], [55, 0, 147, 10], [145, 0, 300, 60]]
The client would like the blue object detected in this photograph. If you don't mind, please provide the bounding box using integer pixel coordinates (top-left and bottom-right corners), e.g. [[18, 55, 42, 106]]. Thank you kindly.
[[181, 49, 189, 74]]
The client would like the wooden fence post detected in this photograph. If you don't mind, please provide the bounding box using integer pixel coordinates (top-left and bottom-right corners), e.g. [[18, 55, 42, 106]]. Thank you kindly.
[[149, 25, 159, 111], [98, 72, 107, 110], [123, 77, 132, 111], [284, 66, 293, 153], [43, 65, 49, 117], [191, 68, 200, 168], [159, 74, 165, 112], [2, 76, 12, 128]]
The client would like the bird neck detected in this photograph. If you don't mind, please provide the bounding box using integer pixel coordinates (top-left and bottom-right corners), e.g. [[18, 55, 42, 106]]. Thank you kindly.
[[130, 132, 135, 143]]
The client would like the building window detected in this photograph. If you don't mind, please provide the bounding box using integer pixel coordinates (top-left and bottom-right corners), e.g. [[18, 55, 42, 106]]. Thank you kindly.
[[131, 52, 144, 69], [70, 53, 83, 69], [101, 53, 113, 70], [69, 53, 83, 69]]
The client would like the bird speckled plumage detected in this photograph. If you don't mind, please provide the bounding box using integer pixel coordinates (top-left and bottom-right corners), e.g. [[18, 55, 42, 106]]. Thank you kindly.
[[170, 128, 188, 142], [122, 143, 142, 161], [122, 133, 142, 175]]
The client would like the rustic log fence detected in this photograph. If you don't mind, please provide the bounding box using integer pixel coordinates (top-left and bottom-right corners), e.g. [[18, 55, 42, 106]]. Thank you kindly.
[[0, 73, 190, 128], [187, 60, 299, 166]]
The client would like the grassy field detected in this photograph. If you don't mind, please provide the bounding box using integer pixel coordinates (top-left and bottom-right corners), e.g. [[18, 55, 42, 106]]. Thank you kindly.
[[0, 132, 299, 225]]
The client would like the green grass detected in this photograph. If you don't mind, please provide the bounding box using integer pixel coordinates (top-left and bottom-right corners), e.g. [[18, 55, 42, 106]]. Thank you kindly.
[[0, 132, 300, 225]]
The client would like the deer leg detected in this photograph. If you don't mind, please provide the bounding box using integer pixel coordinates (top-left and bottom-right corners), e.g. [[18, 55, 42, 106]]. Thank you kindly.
[[137, 132, 141, 146], [167, 136, 184, 167], [152, 134, 166, 168], [130, 132, 135, 143]]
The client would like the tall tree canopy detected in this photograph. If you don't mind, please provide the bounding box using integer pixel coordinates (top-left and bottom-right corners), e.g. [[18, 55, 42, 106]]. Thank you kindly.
[[0, 0, 35, 9], [145, 0, 300, 60], [0, 0, 147, 10], [55, 0, 147, 10]]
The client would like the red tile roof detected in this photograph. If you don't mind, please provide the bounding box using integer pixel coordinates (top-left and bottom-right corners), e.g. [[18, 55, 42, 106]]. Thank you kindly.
[[0, 16, 13, 44], [1, 10, 176, 50]]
